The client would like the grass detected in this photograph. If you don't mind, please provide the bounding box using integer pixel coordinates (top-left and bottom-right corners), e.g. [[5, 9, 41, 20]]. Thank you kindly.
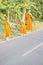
[[0, 21, 43, 40], [33, 21, 43, 30]]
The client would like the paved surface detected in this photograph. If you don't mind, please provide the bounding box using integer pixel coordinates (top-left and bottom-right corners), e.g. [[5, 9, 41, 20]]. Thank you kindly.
[[0, 29, 43, 65]]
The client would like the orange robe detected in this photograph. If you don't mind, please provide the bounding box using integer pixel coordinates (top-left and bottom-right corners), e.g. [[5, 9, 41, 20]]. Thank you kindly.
[[25, 12, 32, 30], [20, 21, 26, 34], [4, 21, 11, 37]]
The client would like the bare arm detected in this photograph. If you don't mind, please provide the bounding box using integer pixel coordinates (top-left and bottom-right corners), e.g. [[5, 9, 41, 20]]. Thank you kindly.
[[28, 12, 33, 18]]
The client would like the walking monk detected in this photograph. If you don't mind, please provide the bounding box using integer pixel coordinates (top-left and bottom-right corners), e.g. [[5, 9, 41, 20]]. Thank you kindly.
[[20, 20, 26, 35], [25, 9, 32, 31], [4, 21, 11, 40]]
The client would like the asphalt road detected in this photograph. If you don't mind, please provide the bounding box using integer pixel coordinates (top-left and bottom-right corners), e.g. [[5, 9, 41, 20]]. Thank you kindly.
[[0, 29, 43, 65]]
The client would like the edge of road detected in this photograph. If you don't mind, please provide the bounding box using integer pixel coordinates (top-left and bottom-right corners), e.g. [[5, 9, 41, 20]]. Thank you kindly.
[[0, 28, 43, 44]]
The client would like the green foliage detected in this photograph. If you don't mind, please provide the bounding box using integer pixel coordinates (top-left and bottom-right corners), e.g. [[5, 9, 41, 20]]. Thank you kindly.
[[30, 0, 43, 21], [0, 0, 43, 39], [0, 0, 43, 24]]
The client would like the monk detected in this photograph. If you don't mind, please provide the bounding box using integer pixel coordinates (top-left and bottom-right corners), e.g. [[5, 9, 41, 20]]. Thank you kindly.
[[25, 9, 32, 31], [4, 21, 11, 40], [20, 21, 26, 35]]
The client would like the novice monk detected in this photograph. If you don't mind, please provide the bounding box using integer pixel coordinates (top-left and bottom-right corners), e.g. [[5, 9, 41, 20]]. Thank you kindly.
[[25, 9, 32, 31], [4, 21, 11, 40], [20, 21, 26, 35]]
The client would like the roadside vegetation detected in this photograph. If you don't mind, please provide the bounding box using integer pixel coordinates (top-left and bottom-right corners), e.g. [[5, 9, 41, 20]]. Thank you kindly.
[[0, 0, 43, 40]]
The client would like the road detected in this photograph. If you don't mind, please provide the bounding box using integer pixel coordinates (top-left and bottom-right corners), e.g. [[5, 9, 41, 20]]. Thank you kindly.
[[0, 29, 43, 65]]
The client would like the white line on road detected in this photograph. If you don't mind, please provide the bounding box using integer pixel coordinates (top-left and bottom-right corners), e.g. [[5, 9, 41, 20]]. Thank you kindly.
[[22, 42, 43, 56]]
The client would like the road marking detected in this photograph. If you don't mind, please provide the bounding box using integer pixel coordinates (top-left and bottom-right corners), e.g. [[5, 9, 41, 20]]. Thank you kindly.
[[0, 29, 43, 44], [0, 35, 24, 44], [0, 31, 31, 44], [22, 42, 43, 56]]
